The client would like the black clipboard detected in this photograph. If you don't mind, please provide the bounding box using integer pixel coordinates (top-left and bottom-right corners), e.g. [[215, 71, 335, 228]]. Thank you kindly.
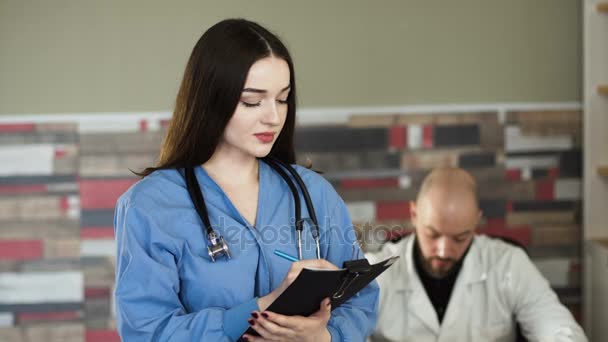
[[240, 256, 399, 339]]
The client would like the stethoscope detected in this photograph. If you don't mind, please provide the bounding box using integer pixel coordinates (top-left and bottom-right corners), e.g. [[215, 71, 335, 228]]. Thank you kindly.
[[184, 157, 321, 262]]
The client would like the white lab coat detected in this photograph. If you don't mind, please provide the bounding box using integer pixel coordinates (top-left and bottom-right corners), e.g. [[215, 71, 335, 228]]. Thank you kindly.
[[366, 235, 587, 342]]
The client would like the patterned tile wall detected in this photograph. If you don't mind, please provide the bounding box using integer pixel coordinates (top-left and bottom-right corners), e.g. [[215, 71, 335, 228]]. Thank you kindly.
[[0, 110, 583, 340]]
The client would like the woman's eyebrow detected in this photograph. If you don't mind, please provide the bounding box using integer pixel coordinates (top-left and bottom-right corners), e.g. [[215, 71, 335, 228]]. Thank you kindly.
[[242, 85, 291, 94]]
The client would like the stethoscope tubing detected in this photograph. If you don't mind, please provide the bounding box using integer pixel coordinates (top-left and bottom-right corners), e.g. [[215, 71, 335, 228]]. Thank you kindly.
[[184, 157, 321, 262]]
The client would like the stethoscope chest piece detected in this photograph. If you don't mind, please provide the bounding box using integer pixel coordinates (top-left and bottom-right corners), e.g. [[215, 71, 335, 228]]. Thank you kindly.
[[207, 231, 231, 262]]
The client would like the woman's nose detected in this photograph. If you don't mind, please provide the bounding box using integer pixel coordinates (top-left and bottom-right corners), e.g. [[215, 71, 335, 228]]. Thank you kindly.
[[262, 102, 281, 125]]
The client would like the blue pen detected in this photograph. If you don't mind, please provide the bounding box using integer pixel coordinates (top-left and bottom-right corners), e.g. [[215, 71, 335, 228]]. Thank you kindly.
[[274, 249, 299, 262]]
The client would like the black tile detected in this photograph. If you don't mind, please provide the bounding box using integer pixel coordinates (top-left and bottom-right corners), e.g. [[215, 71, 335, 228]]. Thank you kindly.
[[0, 174, 77, 185], [434, 124, 480, 147], [528, 245, 581, 259], [511, 200, 576, 212], [480, 199, 506, 218], [295, 127, 388, 152], [458, 152, 496, 168], [0, 302, 83, 313], [80, 256, 115, 267], [559, 149, 582, 178], [81, 209, 115, 227], [297, 151, 400, 173], [506, 150, 563, 157], [531, 169, 549, 179]]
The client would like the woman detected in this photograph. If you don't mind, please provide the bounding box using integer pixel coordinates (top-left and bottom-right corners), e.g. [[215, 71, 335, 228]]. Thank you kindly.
[[114, 18, 378, 341]]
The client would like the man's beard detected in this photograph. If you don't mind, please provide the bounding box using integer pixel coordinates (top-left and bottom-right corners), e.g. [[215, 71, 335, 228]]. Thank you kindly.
[[422, 256, 458, 279]]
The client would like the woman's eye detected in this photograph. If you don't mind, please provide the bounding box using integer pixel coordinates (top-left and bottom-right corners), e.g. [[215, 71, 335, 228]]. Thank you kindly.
[[241, 101, 260, 107], [277, 99, 288, 105]]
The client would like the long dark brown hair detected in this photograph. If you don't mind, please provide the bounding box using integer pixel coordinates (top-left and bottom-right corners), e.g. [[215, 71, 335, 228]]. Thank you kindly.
[[137, 18, 297, 177]]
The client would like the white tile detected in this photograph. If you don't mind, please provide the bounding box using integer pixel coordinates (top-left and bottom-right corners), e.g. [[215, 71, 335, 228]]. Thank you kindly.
[[533, 258, 573, 288], [555, 179, 582, 200], [0, 271, 83, 304], [0, 144, 54, 176], [521, 168, 532, 181], [407, 125, 423, 150], [68, 208, 80, 220], [507, 136, 572, 152], [505, 156, 559, 170], [67, 195, 80, 207], [47, 183, 79, 193], [398, 175, 412, 189], [505, 125, 521, 137], [67, 195, 81, 219], [346, 201, 376, 223], [79, 119, 141, 133], [505, 126, 572, 152], [81, 240, 116, 257], [148, 120, 161, 131], [0, 313, 13, 327]]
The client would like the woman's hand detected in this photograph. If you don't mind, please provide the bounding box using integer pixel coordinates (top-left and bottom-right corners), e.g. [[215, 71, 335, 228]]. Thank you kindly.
[[244, 298, 332, 342], [257, 259, 339, 311], [248, 259, 338, 342]]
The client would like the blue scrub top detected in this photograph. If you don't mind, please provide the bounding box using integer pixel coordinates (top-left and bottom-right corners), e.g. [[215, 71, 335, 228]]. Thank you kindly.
[[113, 161, 379, 341]]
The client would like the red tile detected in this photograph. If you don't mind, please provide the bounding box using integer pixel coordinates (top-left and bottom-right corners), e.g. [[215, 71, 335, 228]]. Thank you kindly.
[[18, 311, 80, 323], [0, 240, 43, 260], [0, 123, 35, 132], [54, 148, 68, 159], [548, 167, 560, 179], [535, 180, 555, 201], [60, 196, 70, 213], [85, 287, 111, 299], [376, 201, 410, 220], [570, 261, 581, 273], [81, 227, 115, 239], [341, 178, 399, 189], [86, 330, 121, 342], [79, 179, 137, 209], [0, 184, 47, 195], [388, 126, 407, 150], [160, 119, 171, 128], [506, 169, 522, 181], [139, 119, 148, 132], [478, 226, 531, 246], [422, 125, 434, 148], [482, 218, 506, 230]]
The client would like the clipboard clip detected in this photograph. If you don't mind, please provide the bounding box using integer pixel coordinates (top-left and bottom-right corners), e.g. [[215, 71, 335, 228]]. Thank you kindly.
[[332, 259, 372, 299]]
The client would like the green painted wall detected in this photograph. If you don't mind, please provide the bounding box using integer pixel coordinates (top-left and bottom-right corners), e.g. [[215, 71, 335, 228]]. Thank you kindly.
[[0, 0, 581, 114]]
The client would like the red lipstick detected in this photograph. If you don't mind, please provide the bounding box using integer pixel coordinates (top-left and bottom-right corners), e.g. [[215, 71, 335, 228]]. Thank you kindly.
[[254, 132, 275, 143]]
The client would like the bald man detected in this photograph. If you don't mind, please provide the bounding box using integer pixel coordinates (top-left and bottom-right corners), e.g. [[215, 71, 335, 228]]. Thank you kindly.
[[366, 168, 587, 342]]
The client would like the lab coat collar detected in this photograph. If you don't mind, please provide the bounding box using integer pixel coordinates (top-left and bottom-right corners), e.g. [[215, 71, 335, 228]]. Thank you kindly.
[[458, 236, 489, 285], [396, 235, 487, 334], [398, 235, 487, 291]]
